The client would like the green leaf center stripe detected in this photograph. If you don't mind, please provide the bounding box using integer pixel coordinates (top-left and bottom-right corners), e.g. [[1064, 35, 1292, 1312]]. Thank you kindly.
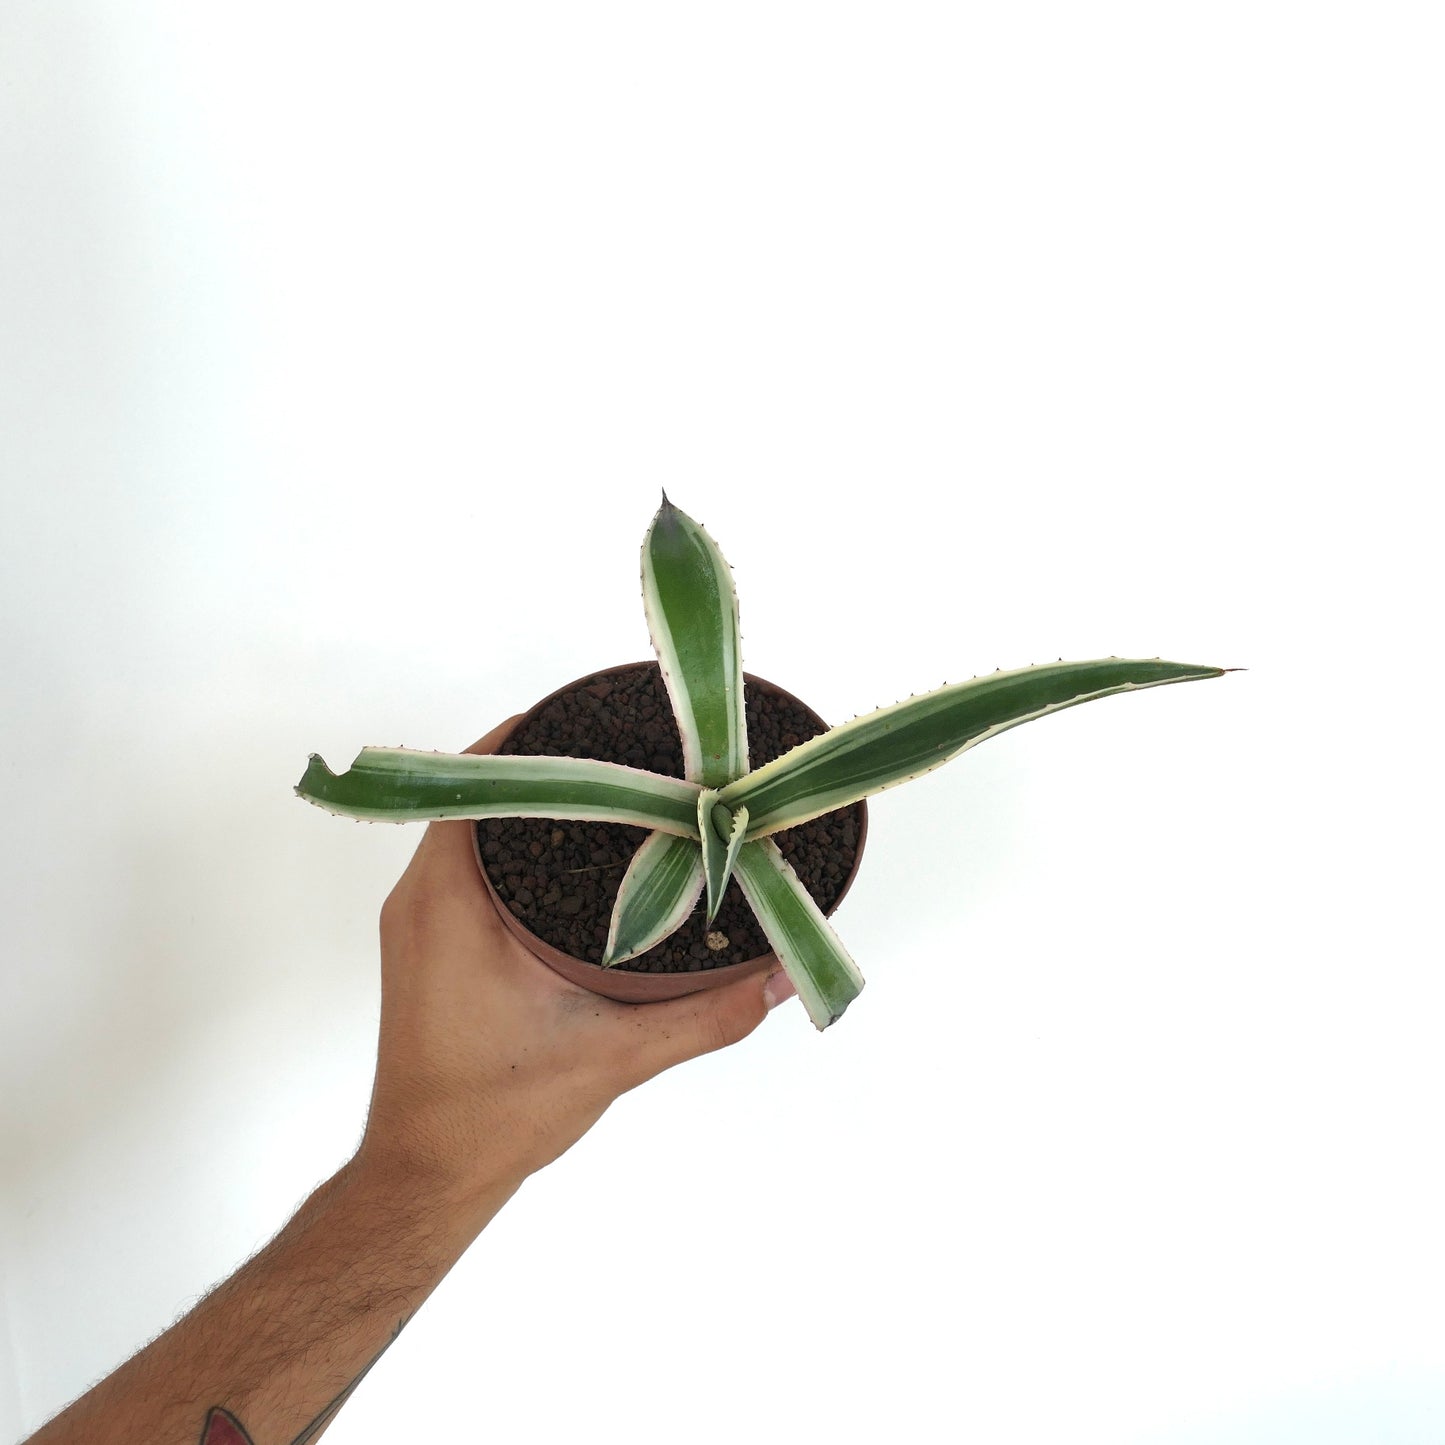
[[698, 792, 750, 924], [642, 500, 747, 787], [296, 748, 703, 835], [697, 788, 727, 922], [627, 838, 701, 920]]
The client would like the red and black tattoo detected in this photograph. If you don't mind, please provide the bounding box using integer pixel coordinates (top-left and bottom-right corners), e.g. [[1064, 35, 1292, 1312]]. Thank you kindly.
[[200, 1408, 254, 1445]]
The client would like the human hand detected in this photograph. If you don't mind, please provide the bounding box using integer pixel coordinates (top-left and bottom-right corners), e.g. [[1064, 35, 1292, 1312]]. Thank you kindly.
[[356, 716, 795, 1227]]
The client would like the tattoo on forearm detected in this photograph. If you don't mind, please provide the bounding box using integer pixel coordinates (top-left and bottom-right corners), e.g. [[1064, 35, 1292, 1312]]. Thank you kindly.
[[200, 1408, 255, 1445], [199, 1314, 411, 1445]]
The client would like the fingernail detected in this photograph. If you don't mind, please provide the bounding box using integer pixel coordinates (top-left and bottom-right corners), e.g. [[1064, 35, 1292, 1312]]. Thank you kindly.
[[763, 967, 796, 1010]]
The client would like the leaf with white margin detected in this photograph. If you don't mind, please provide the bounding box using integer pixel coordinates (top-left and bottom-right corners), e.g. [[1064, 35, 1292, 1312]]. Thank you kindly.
[[297, 748, 704, 836], [601, 831, 706, 966], [732, 838, 864, 1031], [641, 494, 748, 788]]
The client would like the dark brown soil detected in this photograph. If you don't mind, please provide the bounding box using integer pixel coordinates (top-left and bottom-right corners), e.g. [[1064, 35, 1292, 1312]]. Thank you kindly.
[[476, 663, 863, 972]]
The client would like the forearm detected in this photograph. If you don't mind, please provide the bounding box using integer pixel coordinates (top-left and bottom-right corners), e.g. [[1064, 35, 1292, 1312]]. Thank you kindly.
[[25, 1151, 519, 1445]]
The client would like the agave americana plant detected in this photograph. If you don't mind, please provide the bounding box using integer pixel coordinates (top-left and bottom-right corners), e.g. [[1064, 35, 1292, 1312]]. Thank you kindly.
[[296, 496, 1226, 1030]]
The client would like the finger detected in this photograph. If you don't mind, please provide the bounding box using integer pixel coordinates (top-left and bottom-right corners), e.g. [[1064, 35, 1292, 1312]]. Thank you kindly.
[[620, 966, 780, 1085], [461, 714, 527, 756]]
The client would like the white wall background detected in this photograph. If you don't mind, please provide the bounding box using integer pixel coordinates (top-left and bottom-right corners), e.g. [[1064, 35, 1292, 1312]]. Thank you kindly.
[[2, 3, 1440, 1442]]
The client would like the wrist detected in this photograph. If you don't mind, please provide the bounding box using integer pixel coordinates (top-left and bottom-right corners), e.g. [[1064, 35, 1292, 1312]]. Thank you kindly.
[[347, 1133, 523, 1247]]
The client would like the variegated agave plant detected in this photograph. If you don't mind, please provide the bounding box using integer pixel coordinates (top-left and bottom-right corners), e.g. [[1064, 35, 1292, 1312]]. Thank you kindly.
[[297, 496, 1226, 1030]]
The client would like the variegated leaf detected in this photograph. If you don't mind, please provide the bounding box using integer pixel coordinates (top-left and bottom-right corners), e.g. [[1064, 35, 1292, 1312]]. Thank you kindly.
[[697, 789, 726, 924], [296, 748, 703, 836], [720, 658, 1225, 838], [641, 495, 748, 787], [601, 831, 706, 966], [717, 803, 748, 924], [732, 838, 864, 1031], [698, 793, 750, 925]]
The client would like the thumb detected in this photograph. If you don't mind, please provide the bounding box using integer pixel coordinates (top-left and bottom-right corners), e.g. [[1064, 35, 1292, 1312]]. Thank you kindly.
[[622, 965, 795, 1086]]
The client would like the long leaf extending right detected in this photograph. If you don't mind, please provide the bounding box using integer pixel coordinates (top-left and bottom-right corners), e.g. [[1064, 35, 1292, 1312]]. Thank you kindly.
[[720, 658, 1225, 838], [732, 838, 864, 1031], [297, 748, 703, 836]]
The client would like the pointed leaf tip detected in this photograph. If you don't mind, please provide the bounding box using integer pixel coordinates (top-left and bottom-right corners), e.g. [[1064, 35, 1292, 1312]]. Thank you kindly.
[[641, 495, 747, 787]]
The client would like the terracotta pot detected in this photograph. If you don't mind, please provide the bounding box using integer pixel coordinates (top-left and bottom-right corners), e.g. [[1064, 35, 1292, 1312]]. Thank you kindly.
[[471, 661, 868, 1003]]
